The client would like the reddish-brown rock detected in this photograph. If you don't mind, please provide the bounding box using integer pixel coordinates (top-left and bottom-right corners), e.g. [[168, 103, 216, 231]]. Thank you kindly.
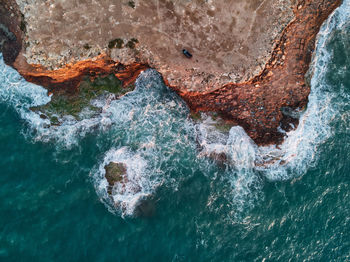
[[13, 53, 148, 93], [0, 0, 343, 145], [171, 0, 342, 145]]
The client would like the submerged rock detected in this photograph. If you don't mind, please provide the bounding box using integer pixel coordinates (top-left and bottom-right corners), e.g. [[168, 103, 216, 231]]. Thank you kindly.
[[133, 196, 156, 217]]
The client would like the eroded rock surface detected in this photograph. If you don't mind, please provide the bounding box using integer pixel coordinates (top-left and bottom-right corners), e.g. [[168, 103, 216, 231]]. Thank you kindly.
[[177, 0, 342, 144], [15, 0, 295, 91], [0, 0, 343, 145]]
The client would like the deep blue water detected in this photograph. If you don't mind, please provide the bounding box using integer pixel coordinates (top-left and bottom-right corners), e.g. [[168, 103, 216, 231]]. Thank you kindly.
[[0, 2, 349, 261]]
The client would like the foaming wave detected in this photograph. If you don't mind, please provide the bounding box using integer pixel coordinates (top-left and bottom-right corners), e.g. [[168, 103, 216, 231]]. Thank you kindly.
[[0, 62, 193, 216], [196, 0, 349, 183], [1, 0, 348, 217], [0, 54, 111, 148], [0, 54, 51, 130], [91, 69, 196, 216], [93, 3, 350, 215], [259, 0, 350, 180], [195, 117, 263, 217], [93, 147, 160, 217], [193, 1, 349, 218]]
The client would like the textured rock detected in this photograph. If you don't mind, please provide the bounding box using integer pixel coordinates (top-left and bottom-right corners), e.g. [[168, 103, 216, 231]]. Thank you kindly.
[[0, 0, 22, 65], [104, 162, 127, 195], [14, 0, 295, 91], [174, 0, 342, 145], [13, 53, 147, 93], [0, 0, 343, 145]]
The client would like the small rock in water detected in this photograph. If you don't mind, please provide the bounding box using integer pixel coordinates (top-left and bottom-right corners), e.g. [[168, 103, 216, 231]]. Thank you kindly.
[[209, 152, 228, 169], [104, 162, 127, 195]]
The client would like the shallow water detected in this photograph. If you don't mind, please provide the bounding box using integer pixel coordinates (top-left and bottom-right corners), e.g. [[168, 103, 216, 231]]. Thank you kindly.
[[0, 1, 349, 261]]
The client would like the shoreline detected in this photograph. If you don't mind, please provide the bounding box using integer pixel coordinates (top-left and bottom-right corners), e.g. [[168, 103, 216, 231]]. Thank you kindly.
[[0, 0, 343, 145], [174, 0, 343, 145]]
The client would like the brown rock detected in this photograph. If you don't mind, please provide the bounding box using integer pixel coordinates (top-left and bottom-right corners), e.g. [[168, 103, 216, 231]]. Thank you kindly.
[[173, 0, 342, 145], [13, 53, 148, 93], [0, 0, 342, 146], [0, 0, 22, 65], [104, 162, 127, 195]]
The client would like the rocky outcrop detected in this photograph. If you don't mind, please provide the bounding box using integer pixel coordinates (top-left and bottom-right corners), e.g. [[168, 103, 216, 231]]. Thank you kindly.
[[173, 0, 342, 144], [0, 0, 343, 145], [13, 53, 147, 93], [104, 162, 127, 195], [13, 0, 295, 90]]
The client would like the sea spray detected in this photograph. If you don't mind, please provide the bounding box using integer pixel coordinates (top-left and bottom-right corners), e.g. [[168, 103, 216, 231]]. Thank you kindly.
[[91, 70, 198, 216], [196, 0, 350, 182], [258, 0, 350, 180], [0, 0, 348, 217], [94, 147, 156, 217], [0, 54, 51, 131], [0, 55, 102, 147]]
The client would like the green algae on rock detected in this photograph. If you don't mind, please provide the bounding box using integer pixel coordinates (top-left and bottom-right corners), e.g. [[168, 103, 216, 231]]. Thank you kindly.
[[214, 122, 233, 133], [189, 111, 202, 121], [31, 74, 134, 124]]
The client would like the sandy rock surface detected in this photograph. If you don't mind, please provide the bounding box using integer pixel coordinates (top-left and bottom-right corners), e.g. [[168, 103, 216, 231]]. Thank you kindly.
[[16, 0, 294, 91]]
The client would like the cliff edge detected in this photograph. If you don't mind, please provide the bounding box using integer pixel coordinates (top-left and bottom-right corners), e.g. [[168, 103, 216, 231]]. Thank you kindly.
[[0, 0, 342, 145]]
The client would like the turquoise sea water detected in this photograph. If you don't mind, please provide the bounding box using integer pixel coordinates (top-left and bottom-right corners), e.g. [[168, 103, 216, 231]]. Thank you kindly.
[[0, 2, 349, 261]]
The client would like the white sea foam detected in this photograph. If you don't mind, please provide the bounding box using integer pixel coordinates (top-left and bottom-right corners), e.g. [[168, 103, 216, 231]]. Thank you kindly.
[[93, 147, 159, 217], [194, 115, 263, 217], [0, 54, 123, 148], [91, 69, 194, 216], [259, 0, 349, 180], [196, 0, 350, 183], [0, 0, 348, 217], [191, 1, 350, 218], [0, 64, 193, 215], [0, 54, 51, 129]]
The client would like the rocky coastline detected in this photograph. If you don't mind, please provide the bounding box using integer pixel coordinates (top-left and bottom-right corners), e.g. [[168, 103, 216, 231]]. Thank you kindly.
[[175, 0, 343, 144], [0, 0, 342, 145]]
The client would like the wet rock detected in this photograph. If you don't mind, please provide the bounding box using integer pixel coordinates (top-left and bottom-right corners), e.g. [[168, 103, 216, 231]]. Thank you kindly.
[[3, 0, 343, 146], [29, 73, 133, 123], [209, 152, 228, 169], [104, 162, 127, 195]]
